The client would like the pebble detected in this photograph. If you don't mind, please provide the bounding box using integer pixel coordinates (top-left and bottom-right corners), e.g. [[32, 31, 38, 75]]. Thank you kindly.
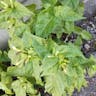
[[84, 44, 90, 51]]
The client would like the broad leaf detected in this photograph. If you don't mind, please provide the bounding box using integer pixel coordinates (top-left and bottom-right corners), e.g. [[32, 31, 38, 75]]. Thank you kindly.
[[8, 49, 27, 66], [35, 11, 58, 38], [75, 27, 92, 40], [0, 0, 32, 19], [59, 0, 80, 9], [12, 78, 36, 96], [54, 43, 85, 58], [54, 6, 84, 21], [45, 71, 66, 96], [7, 61, 33, 77], [32, 35, 49, 58], [12, 80, 26, 96], [32, 58, 42, 84], [22, 32, 33, 48], [80, 30, 92, 40], [0, 82, 12, 94], [42, 55, 58, 74]]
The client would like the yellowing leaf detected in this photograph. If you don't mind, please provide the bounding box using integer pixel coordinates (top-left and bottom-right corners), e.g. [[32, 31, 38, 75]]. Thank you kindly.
[[0, 82, 12, 94], [12, 80, 26, 96], [45, 71, 66, 96]]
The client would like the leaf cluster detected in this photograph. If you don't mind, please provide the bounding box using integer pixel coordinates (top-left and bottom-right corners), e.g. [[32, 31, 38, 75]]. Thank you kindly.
[[0, 0, 96, 96]]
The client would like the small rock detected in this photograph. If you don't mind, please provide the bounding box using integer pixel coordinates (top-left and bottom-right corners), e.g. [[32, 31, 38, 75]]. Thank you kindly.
[[0, 29, 9, 50], [84, 44, 90, 51], [84, 0, 96, 18]]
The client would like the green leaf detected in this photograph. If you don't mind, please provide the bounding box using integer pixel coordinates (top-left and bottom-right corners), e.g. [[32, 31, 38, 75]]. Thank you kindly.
[[32, 58, 42, 84], [75, 26, 92, 40], [0, 72, 12, 94], [13, 22, 30, 37], [64, 21, 75, 34], [88, 64, 96, 77], [0, 0, 32, 19], [35, 11, 58, 38], [12, 80, 26, 96], [42, 55, 58, 75], [7, 61, 33, 77], [74, 36, 82, 47], [22, 32, 33, 48], [54, 6, 84, 21], [9, 36, 24, 50], [42, 0, 57, 6], [25, 80, 37, 95], [45, 71, 66, 96], [12, 77, 37, 96], [0, 51, 10, 62], [0, 82, 12, 94], [0, 1, 95, 96], [1, 72, 12, 87], [26, 4, 36, 12], [54, 43, 84, 58], [64, 64, 86, 89], [8, 49, 27, 66], [46, 39, 58, 53], [80, 30, 92, 40], [59, 0, 80, 9], [32, 35, 49, 58]]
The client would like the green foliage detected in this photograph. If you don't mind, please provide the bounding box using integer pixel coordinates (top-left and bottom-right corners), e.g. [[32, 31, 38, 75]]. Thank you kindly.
[[59, 0, 80, 9], [11, 77, 36, 96], [0, 51, 10, 62], [0, 0, 96, 96]]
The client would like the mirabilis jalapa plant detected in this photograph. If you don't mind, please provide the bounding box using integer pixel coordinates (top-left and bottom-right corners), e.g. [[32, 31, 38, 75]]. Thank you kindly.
[[0, 0, 96, 96]]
